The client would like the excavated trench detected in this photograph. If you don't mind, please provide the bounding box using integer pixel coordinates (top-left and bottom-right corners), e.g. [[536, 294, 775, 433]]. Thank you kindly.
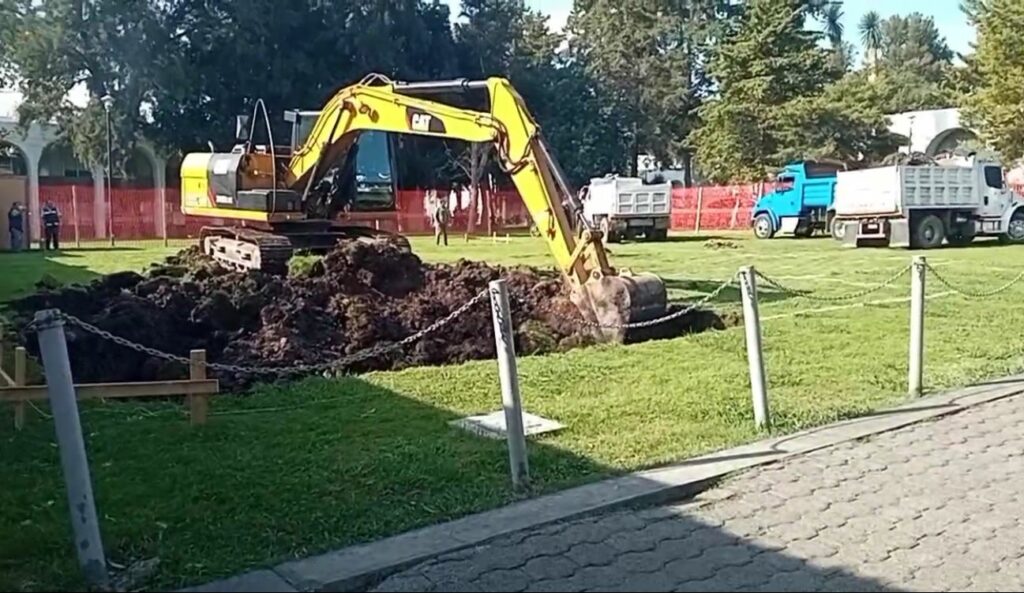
[[6, 242, 727, 389]]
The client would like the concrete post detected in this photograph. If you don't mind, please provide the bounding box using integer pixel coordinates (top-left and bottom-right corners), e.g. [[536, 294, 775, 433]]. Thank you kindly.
[[34, 309, 109, 589], [909, 256, 926, 397], [739, 267, 770, 429], [92, 168, 106, 239], [488, 279, 529, 489]]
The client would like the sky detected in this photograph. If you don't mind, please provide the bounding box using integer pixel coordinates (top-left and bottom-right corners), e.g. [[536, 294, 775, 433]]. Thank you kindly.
[[443, 0, 975, 58]]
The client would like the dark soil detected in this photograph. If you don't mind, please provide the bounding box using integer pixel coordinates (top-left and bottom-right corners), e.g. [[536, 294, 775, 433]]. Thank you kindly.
[[6, 242, 727, 389]]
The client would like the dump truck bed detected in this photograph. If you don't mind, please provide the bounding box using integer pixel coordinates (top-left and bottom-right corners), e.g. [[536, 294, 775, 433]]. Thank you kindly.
[[834, 165, 979, 217]]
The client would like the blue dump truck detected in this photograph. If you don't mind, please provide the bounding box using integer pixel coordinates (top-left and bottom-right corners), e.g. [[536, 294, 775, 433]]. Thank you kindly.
[[751, 160, 846, 239]]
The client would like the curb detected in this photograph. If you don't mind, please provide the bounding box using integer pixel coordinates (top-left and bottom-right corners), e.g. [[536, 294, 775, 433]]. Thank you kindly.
[[184, 375, 1024, 592]]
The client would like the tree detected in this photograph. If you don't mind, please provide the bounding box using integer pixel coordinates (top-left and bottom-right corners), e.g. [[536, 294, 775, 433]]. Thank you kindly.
[[447, 1, 629, 188], [0, 0, 176, 170], [149, 0, 460, 154], [804, 1, 850, 74], [961, 0, 1024, 162], [691, 0, 836, 181], [869, 13, 955, 113], [859, 10, 882, 76], [568, 0, 738, 181]]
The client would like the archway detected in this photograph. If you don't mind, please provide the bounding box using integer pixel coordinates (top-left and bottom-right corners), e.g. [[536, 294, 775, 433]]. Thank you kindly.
[[0, 141, 29, 249], [926, 128, 979, 157], [39, 142, 93, 182]]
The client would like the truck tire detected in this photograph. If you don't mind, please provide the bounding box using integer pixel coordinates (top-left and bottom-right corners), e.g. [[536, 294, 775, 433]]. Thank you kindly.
[[600, 218, 620, 243], [649, 228, 668, 241], [753, 213, 775, 239], [829, 216, 846, 241], [1000, 210, 1024, 244], [912, 214, 945, 249]]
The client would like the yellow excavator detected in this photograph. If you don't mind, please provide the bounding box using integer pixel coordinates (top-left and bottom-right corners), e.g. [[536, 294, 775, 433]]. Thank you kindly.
[[179, 74, 668, 339]]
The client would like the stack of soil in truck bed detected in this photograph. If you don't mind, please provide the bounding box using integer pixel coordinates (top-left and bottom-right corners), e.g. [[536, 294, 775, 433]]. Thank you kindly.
[[6, 242, 724, 389]]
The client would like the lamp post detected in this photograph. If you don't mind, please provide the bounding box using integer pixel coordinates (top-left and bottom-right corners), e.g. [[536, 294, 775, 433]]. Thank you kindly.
[[100, 94, 114, 246]]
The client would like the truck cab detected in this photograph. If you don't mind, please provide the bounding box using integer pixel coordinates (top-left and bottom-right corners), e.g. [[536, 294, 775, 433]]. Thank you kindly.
[[752, 160, 845, 239]]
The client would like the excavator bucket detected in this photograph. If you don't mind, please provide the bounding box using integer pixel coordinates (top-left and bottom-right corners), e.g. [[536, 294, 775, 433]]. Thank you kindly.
[[570, 271, 669, 343]]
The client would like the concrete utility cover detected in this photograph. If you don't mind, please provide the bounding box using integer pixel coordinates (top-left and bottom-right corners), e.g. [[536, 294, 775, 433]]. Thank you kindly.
[[450, 410, 564, 439]]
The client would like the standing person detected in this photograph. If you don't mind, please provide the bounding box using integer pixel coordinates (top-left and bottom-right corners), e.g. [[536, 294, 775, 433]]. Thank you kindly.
[[7, 201, 24, 251], [433, 190, 451, 246], [41, 200, 61, 250]]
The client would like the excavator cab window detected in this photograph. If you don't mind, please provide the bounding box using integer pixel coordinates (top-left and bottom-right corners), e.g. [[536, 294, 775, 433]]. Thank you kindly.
[[284, 110, 321, 152], [352, 131, 396, 211]]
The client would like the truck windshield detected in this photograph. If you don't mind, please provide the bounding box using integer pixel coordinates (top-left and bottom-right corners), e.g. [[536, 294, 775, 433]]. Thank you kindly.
[[776, 176, 795, 191]]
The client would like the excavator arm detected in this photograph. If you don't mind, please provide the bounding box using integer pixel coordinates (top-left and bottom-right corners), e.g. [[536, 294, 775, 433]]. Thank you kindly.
[[283, 75, 668, 333]]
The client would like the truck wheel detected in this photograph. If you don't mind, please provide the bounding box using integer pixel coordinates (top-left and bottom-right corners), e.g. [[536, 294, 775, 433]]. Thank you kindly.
[[651, 228, 669, 241], [829, 216, 846, 241], [753, 213, 775, 239], [1000, 210, 1024, 244], [912, 214, 944, 249], [600, 218, 620, 244]]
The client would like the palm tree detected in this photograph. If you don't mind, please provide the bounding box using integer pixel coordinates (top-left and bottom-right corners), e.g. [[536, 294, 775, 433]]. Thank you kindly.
[[859, 10, 882, 77], [822, 2, 844, 47]]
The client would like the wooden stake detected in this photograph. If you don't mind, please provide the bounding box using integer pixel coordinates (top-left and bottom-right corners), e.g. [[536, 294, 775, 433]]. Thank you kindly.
[[13, 347, 26, 430], [189, 350, 208, 425]]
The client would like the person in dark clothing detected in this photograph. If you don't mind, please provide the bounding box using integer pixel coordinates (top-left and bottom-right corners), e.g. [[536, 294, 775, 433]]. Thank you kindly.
[[7, 201, 24, 251], [433, 189, 451, 246], [41, 201, 60, 250]]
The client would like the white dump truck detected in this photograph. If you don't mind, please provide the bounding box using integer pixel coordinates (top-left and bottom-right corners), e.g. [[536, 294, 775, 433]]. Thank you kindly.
[[832, 157, 1024, 248], [581, 175, 672, 243]]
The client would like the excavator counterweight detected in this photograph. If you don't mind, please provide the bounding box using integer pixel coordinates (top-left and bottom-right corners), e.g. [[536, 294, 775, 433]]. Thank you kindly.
[[179, 74, 669, 339]]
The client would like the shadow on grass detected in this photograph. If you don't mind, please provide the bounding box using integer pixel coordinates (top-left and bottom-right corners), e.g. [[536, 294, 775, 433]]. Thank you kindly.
[[0, 374, 610, 591], [662, 277, 797, 306]]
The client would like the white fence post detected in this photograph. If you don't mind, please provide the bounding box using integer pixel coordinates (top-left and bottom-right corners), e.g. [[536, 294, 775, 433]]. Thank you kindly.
[[34, 309, 109, 589], [738, 267, 770, 429], [909, 256, 926, 397], [488, 280, 530, 489]]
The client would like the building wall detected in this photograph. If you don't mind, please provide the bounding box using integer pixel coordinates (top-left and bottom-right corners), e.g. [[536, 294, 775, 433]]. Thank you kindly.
[[886, 108, 978, 156]]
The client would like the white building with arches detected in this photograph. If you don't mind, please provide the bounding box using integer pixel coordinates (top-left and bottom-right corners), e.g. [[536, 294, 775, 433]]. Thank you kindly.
[[0, 89, 172, 245], [887, 108, 979, 157]]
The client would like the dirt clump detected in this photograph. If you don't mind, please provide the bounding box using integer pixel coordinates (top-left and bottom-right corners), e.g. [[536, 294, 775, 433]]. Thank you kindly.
[[7, 242, 724, 389]]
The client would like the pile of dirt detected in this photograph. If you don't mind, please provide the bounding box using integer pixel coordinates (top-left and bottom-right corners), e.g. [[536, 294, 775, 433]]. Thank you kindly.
[[6, 242, 726, 388]]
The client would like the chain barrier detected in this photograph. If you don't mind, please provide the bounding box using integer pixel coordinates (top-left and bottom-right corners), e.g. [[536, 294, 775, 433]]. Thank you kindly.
[[55, 289, 490, 377], [925, 262, 1024, 299], [754, 265, 911, 303], [568, 275, 736, 331]]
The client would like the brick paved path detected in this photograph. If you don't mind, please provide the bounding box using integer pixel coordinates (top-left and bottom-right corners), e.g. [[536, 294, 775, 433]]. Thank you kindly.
[[374, 395, 1024, 592]]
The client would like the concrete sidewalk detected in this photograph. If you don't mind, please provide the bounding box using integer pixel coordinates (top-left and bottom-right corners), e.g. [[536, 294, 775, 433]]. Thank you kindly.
[[187, 375, 1024, 592], [376, 389, 1024, 592]]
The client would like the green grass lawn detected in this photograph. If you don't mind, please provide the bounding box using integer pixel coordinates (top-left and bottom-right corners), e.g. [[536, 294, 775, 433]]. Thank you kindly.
[[5, 232, 1024, 590]]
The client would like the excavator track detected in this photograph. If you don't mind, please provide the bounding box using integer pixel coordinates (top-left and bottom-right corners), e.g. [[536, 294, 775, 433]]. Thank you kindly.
[[200, 227, 293, 274], [199, 224, 410, 274]]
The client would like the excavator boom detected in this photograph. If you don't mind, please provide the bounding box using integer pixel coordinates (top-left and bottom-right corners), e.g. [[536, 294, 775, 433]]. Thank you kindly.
[[179, 74, 669, 339]]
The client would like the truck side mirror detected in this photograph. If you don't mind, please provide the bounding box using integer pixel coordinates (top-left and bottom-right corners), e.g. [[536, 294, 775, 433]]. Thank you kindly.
[[235, 115, 250, 142]]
